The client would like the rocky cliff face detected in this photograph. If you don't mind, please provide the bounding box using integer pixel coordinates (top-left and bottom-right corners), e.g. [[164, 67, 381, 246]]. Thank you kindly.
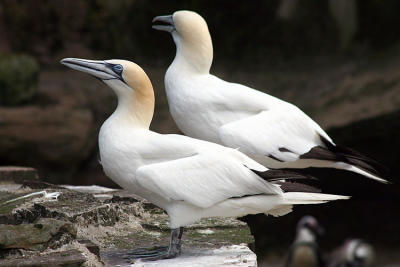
[[0, 71, 98, 184]]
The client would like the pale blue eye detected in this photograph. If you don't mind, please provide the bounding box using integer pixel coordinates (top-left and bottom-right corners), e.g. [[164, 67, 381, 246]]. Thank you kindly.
[[113, 64, 123, 74]]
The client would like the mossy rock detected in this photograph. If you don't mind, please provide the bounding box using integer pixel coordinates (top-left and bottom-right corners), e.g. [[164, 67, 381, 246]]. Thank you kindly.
[[0, 218, 77, 251], [0, 54, 39, 106]]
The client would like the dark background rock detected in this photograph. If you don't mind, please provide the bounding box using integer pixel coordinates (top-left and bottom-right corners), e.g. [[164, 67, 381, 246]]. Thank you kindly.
[[0, 54, 39, 106], [0, 166, 38, 183], [0, 72, 100, 184]]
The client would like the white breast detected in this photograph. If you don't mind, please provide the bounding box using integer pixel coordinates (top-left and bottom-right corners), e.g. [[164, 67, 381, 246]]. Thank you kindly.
[[98, 120, 142, 193], [98, 119, 175, 209]]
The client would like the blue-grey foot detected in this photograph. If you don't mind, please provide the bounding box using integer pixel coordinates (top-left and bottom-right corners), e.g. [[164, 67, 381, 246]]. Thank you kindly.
[[124, 227, 184, 261]]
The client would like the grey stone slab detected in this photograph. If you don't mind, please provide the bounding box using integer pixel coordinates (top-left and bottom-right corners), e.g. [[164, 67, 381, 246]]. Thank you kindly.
[[0, 249, 86, 267]]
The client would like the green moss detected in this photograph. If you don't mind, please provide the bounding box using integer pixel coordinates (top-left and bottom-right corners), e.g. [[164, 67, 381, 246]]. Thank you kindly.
[[0, 203, 17, 216], [103, 226, 253, 251], [0, 192, 29, 215], [186, 226, 253, 247], [103, 230, 170, 250], [0, 54, 40, 106]]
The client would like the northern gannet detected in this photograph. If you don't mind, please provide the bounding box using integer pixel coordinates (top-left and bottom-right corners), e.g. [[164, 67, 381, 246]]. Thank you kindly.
[[61, 57, 349, 260], [286, 216, 324, 267], [152, 10, 389, 183]]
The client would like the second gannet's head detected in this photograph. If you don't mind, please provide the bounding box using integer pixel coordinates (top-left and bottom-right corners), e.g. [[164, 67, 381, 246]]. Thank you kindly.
[[153, 10, 213, 74], [295, 216, 324, 243], [61, 58, 154, 127]]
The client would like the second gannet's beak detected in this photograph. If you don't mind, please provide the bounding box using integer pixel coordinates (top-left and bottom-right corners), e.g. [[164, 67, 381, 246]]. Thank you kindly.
[[60, 58, 125, 83], [152, 15, 175, 33]]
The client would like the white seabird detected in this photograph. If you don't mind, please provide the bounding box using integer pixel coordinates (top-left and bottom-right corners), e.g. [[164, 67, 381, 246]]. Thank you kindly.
[[152, 10, 389, 183], [61, 57, 349, 260]]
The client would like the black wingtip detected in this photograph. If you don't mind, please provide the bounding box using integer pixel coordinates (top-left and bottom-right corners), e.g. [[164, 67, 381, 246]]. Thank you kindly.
[[276, 181, 322, 193], [300, 134, 391, 184], [249, 167, 322, 193], [251, 169, 319, 183]]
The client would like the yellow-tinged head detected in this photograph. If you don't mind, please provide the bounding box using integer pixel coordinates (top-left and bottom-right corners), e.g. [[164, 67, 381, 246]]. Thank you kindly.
[[153, 10, 213, 73], [61, 58, 154, 128]]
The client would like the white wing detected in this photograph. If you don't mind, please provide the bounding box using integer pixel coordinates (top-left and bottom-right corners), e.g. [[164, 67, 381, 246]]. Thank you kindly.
[[135, 137, 282, 209], [218, 108, 333, 162]]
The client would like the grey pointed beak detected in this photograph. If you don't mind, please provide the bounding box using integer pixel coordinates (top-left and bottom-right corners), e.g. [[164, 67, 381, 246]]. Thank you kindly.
[[60, 58, 120, 81], [152, 15, 174, 32]]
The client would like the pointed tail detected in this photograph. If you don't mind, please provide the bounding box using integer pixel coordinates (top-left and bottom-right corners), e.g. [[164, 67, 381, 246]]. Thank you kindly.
[[300, 135, 390, 183], [266, 192, 350, 217], [281, 192, 350, 205]]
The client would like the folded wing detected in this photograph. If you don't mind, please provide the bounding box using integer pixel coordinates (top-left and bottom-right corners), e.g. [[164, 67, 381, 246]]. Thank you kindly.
[[218, 109, 330, 162], [136, 148, 283, 209], [218, 109, 388, 183]]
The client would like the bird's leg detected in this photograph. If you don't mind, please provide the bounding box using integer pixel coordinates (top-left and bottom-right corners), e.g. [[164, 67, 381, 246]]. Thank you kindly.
[[166, 226, 184, 257], [124, 227, 184, 261]]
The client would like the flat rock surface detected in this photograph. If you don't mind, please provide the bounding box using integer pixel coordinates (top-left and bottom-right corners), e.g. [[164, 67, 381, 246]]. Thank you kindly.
[[104, 245, 256, 267], [0, 249, 87, 267]]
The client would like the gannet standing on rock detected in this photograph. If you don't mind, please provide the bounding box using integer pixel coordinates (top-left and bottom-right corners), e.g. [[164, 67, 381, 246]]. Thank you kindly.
[[286, 216, 325, 267], [61, 57, 349, 260], [152, 10, 389, 183]]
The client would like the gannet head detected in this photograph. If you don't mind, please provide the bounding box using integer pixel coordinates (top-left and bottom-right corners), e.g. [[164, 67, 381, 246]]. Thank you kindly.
[[295, 215, 324, 243], [61, 58, 154, 127], [153, 10, 213, 74]]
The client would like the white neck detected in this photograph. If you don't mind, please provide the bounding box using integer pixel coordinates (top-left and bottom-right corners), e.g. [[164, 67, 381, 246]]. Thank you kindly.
[[171, 31, 213, 74], [104, 80, 154, 129]]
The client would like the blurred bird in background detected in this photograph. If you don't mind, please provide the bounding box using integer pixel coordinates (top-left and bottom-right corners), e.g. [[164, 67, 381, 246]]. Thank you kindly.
[[327, 239, 375, 267], [277, 0, 358, 50], [285, 215, 325, 267]]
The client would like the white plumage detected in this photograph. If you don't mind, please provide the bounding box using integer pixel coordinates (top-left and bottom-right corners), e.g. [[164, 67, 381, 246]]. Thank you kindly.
[[61, 57, 348, 259], [153, 10, 388, 183]]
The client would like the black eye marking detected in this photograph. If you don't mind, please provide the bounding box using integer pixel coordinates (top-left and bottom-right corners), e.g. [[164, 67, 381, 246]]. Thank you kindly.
[[113, 64, 123, 74]]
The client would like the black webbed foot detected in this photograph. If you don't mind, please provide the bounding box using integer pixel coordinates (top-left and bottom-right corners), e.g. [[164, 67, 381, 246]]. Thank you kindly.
[[124, 227, 183, 262]]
